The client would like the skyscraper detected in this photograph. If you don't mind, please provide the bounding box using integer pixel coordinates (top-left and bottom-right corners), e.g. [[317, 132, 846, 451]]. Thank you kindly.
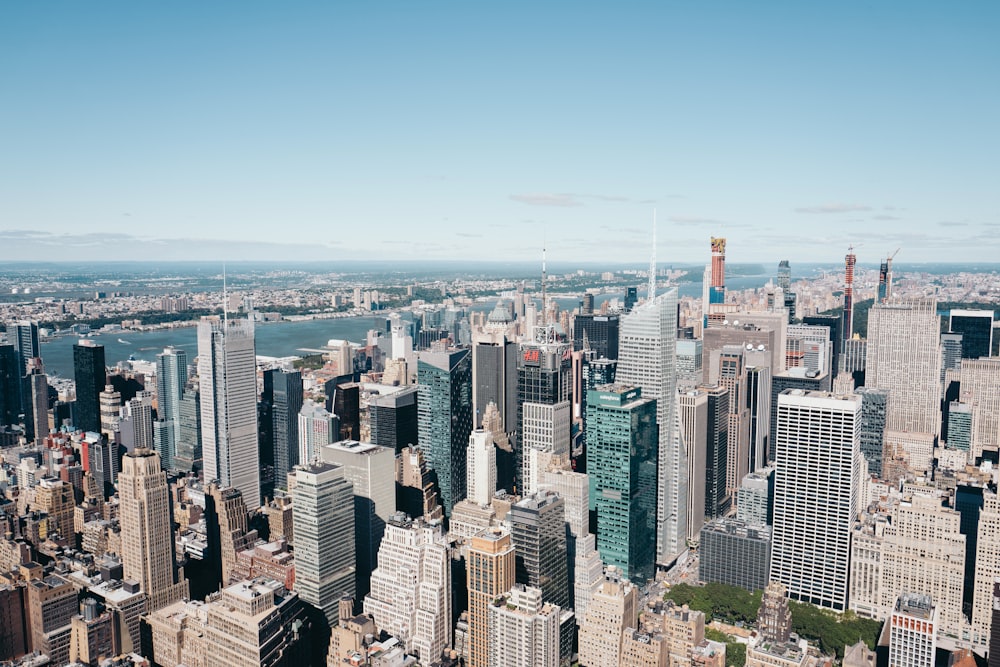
[[27, 359, 48, 443], [950, 309, 994, 359], [866, 298, 941, 438], [842, 247, 857, 340], [770, 390, 864, 611], [616, 287, 684, 567], [13, 320, 40, 375], [118, 448, 189, 611], [368, 386, 418, 452], [959, 358, 1000, 460], [472, 319, 517, 433], [198, 316, 261, 510], [487, 585, 561, 667], [291, 461, 356, 627], [509, 491, 570, 609], [174, 388, 201, 473], [262, 368, 303, 487], [417, 348, 472, 514], [154, 347, 187, 471], [855, 387, 888, 477], [467, 529, 516, 667], [572, 313, 620, 360], [467, 428, 496, 506], [73, 340, 106, 433], [889, 594, 937, 667], [678, 388, 708, 542], [586, 384, 657, 582]]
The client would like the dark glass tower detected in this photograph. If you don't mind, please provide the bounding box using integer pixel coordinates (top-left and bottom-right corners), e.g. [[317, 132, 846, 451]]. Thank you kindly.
[[262, 369, 303, 490], [0, 344, 21, 428], [509, 492, 569, 608], [515, 330, 571, 493], [572, 314, 620, 360], [856, 387, 888, 478], [73, 341, 106, 433], [417, 348, 472, 515], [950, 310, 994, 359], [369, 386, 418, 453], [704, 385, 730, 519], [13, 321, 39, 375]]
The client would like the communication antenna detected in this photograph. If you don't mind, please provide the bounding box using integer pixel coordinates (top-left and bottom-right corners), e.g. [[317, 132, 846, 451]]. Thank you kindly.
[[541, 240, 547, 328], [647, 209, 657, 302], [222, 262, 229, 328]]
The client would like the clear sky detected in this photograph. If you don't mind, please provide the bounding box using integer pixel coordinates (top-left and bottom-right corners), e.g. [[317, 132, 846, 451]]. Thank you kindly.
[[2, 2, 998, 266]]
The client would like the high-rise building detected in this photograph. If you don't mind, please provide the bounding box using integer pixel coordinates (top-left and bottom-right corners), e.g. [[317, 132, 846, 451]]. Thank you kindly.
[[364, 514, 451, 661], [972, 493, 1000, 647], [0, 344, 21, 429], [320, 439, 395, 602], [843, 247, 857, 340], [509, 491, 569, 609], [572, 313, 620, 360], [174, 389, 201, 473], [767, 368, 831, 461], [467, 529, 516, 667], [950, 309, 994, 359], [98, 384, 121, 439], [586, 385, 657, 582], [676, 339, 703, 388], [516, 328, 572, 494], [866, 298, 941, 438], [154, 347, 187, 471], [467, 428, 497, 506], [26, 573, 77, 666], [702, 385, 730, 520], [263, 368, 304, 487], [959, 358, 1000, 460], [758, 581, 792, 643], [472, 322, 518, 433], [297, 400, 338, 468], [521, 400, 571, 495], [488, 584, 561, 667], [68, 598, 114, 666], [678, 388, 708, 543], [888, 593, 936, 667], [119, 391, 154, 452], [948, 402, 973, 451], [616, 288, 684, 567], [698, 518, 771, 592], [205, 483, 258, 589], [577, 568, 638, 667], [198, 316, 261, 510], [27, 361, 48, 443], [13, 320, 40, 375], [118, 448, 189, 611], [770, 390, 864, 611], [855, 387, 888, 478], [702, 237, 727, 327], [418, 348, 472, 514], [290, 461, 356, 627], [368, 386, 418, 452], [736, 469, 773, 526], [73, 340, 106, 433]]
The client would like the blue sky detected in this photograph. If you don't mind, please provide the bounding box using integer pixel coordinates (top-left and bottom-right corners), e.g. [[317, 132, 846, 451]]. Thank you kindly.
[[2, 2, 998, 265]]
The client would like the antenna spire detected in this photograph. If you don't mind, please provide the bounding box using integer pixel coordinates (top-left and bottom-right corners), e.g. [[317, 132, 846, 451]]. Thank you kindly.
[[541, 243, 547, 327], [222, 263, 229, 328], [647, 209, 657, 301]]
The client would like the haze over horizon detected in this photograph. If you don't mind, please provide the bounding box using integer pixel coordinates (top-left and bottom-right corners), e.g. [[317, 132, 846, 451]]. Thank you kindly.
[[2, 2, 998, 264]]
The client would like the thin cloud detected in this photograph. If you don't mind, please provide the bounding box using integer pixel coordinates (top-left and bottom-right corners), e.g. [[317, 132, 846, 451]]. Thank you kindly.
[[456, 232, 482, 238], [668, 215, 724, 225], [795, 203, 873, 214], [872, 215, 900, 221], [509, 193, 583, 207], [939, 221, 969, 227]]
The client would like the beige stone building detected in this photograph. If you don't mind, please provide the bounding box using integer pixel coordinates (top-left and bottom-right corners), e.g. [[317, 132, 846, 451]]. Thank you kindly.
[[466, 529, 515, 667], [577, 568, 637, 667]]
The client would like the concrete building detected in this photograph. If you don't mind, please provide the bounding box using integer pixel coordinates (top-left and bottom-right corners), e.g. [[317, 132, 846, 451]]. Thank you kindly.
[[678, 388, 708, 543], [888, 593, 937, 667], [118, 449, 188, 611], [758, 582, 792, 643], [26, 574, 77, 666], [68, 598, 114, 666], [467, 530, 516, 667], [291, 461, 356, 627], [297, 400, 338, 467], [577, 568, 638, 667], [487, 584, 560, 667], [959, 358, 1000, 460], [736, 469, 773, 527], [698, 518, 772, 592], [198, 316, 260, 510], [364, 514, 451, 662], [521, 400, 571, 496], [368, 386, 419, 453], [509, 491, 569, 609], [467, 429, 497, 506], [770, 391, 864, 611]]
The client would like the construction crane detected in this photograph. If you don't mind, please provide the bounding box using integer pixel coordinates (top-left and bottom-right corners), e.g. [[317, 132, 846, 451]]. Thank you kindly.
[[879, 248, 901, 302]]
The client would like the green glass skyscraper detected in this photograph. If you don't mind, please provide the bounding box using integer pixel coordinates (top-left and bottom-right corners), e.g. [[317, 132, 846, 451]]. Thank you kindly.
[[586, 384, 657, 583], [417, 348, 472, 515]]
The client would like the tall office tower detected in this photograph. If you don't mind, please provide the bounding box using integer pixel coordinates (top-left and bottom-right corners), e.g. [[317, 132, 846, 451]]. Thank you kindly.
[[701, 237, 727, 327], [87, 433, 119, 497], [854, 387, 888, 478], [786, 323, 832, 376], [803, 314, 844, 368], [702, 323, 781, 385], [205, 483, 257, 587], [298, 400, 338, 467], [262, 369, 303, 487], [467, 428, 497, 506], [321, 439, 395, 603], [198, 316, 261, 510], [174, 389, 201, 473], [418, 348, 472, 515], [118, 448, 189, 611], [770, 391, 864, 611], [98, 384, 121, 438], [948, 402, 973, 451], [777, 260, 791, 292], [509, 491, 569, 608], [291, 461, 356, 627], [736, 469, 773, 526], [119, 391, 154, 451], [702, 385, 730, 520], [678, 388, 708, 543], [616, 287, 683, 567], [959, 359, 1000, 460], [577, 568, 638, 667], [941, 332, 964, 383], [68, 598, 114, 666], [364, 514, 452, 661], [0, 344, 20, 428], [154, 347, 187, 471], [27, 360, 48, 443], [717, 347, 751, 499], [488, 584, 561, 667], [676, 339, 703, 389], [866, 298, 942, 438], [758, 581, 792, 643], [951, 309, 995, 359], [877, 252, 897, 303], [34, 477, 75, 539], [472, 317, 517, 433], [328, 381, 360, 440], [991, 583, 1000, 667], [396, 445, 443, 522], [73, 340, 106, 433], [954, 483, 986, 620], [572, 313, 620, 360], [25, 573, 77, 666], [888, 593, 937, 667], [369, 386, 418, 452], [972, 493, 1000, 647], [521, 400, 571, 495], [575, 354, 617, 464], [587, 385, 657, 582], [13, 320, 39, 374], [467, 529, 516, 667], [768, 368, 831, 461], [842, 247, 857, 339], [516, 328, 572, 492]]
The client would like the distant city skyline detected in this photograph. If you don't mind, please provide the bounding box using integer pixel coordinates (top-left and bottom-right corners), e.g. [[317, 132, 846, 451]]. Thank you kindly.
[[2, 3, 997, 263]]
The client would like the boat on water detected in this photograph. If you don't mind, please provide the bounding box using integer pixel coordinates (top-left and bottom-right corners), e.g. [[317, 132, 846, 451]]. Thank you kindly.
[[118, 339, 131, 344]]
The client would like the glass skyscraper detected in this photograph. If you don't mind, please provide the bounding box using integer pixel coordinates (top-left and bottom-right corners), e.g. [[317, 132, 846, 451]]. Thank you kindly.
[[154, 347, 187, 471], [417, 348, 472, 515], [73, 340, 106, 433]]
